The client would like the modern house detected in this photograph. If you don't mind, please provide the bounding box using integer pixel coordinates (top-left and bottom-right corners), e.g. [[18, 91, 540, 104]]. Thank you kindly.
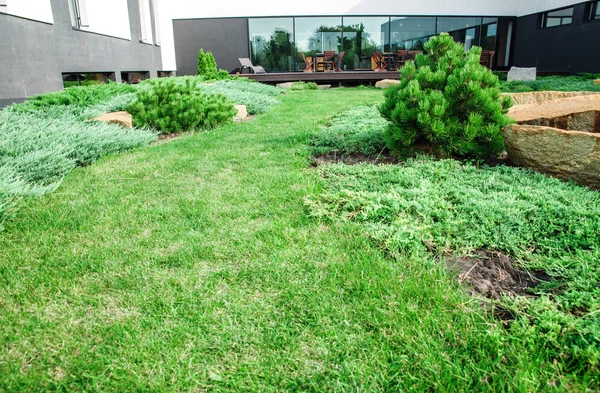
[[0, 0, 165, 107], [171, 0, 600, 76]]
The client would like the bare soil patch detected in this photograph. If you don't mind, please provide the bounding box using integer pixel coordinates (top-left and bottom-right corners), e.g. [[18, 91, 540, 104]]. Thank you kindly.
[[446, 250, 553, 300]]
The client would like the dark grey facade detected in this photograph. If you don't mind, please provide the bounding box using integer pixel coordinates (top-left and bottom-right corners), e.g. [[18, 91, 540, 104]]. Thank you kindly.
[[0, 0, 162, 107], [513, 2, 600, 73], [173, 18, 249, 75]]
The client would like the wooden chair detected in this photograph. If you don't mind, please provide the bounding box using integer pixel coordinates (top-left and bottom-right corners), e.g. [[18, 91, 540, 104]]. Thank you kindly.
[[480, 50, 496, 69], [372, 51, 387, 72], [334, 51, 345, 72], [301, 52, 314, 73], [317, 50, 336, 72], [394, 50, 410, 70]]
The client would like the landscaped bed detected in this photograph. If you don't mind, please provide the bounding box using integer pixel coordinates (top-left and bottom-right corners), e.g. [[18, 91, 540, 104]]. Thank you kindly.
[[0, 73, 599, 391]]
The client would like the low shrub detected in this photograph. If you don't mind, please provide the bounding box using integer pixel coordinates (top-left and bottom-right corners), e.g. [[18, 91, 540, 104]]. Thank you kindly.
[[379, 33, 513, 159], [197, 79, 282, 114], [19, 83, 137, 110], [291, 81, 318, 90], [306, 157, 600, 374], [500, 74, 600, 93], [127, 78, 236, 133], [310, 106, 387, 155]]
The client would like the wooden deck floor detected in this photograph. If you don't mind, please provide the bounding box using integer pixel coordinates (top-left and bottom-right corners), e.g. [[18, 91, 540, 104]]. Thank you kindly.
[[238, 71, 399, 86]]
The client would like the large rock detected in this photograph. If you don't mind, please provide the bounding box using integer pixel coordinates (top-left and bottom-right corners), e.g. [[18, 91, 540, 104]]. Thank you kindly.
[[503, 91, 600, 106], [276, 82, 295, 89], [507, 93, 600, 125], [594, 79, 600, 86], [234, 104, 248, 122], [91, 111, 132, 128], [375, 79, 400, 89], [502, 124, 600, 189], [507, 67, 536, 82]]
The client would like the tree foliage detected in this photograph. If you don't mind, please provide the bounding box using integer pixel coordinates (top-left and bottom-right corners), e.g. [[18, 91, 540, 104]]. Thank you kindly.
[[127, 78, 235, 134], [379, 33, 513, 159], [197, 48, 229, 80]]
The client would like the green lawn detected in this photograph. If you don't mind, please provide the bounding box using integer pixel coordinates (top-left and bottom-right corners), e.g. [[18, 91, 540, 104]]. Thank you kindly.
[[0, 89, 597, 391]]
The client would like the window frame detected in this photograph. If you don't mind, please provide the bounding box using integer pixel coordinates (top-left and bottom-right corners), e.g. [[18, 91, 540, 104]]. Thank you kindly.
[[539, 6, 574, 29], [588, 1, 600, 21], [69, 0, 89, 29]]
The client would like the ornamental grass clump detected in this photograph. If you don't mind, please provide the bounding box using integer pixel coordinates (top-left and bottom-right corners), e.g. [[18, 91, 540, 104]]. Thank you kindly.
[[379, 33, 513, 159], [127, 78, 236, 134]]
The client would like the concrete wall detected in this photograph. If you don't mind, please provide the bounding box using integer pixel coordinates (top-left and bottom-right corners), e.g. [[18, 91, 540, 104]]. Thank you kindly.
[[173, 18, 249, 75], [513, 2, 600, 73], [0, 0, 162, 106]]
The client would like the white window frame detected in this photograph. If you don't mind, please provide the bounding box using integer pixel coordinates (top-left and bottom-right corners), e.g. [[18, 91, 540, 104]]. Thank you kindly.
[[152, 0, 161, 46], [138, 0, 152, 44], [69, 0, 89, 29], [0, 0, 7, 8]]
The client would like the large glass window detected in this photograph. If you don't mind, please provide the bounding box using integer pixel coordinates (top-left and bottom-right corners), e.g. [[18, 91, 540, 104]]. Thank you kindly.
[[481, 17, 497, 51], [249, 18, 294, 72], [588, 1, 600, 20], [342, 17, 389, 70], [295, 17, 342, 55], [541, 7, 573, 28], [389, 17, 436, 52], [437, 17, 481, 50]]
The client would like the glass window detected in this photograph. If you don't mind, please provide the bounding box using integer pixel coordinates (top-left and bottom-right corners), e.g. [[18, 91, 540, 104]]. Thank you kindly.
[[342, 17, 389, 71], [591, 1, 600, 20], [541, 7, 573, 28], [249, 18, 294, 72], [437, 17, 481, 50], [295, 17, 342, 54], [481, 18, 498, 51], [389, 17, 436, 52]]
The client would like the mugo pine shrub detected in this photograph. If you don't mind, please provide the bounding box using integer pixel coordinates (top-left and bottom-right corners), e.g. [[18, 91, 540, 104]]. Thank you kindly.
[[197, 48, 229, 81], [379, 33, 513, 159], [127, 78, 236, 134]]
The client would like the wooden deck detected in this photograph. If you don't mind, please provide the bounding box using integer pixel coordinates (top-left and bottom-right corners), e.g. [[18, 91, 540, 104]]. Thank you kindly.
[[238, 71, 399, 86]]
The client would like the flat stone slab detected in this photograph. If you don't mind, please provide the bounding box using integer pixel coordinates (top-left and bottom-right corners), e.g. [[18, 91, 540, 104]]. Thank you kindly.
[[233, 104, 248, 122], [507, 67, 536, 82], [503, 91, 600, 106], [375, 79, 400, 89], [276, 82, 295, 89], [317, 84, 331, 89], [507, 93, 600, 122], [91, 111, 132, 128]]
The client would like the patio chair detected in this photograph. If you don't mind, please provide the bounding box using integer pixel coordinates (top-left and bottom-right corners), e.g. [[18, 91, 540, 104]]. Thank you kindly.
[[480, 50, 496, 69], [394, 50, 410, 70], [301, 52, 314, 72], [318, 50, 336, 72], [372, 51, 387, 72], [238, 58, 266, 74], [334, 51, 345, 72]]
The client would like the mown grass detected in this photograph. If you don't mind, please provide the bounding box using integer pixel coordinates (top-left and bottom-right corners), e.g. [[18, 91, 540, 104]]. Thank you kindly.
[[0, 88, 598, 391]]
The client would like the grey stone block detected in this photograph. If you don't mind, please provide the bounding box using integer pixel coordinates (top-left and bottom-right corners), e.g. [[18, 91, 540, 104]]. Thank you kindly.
[[507, 67, 537, 82]]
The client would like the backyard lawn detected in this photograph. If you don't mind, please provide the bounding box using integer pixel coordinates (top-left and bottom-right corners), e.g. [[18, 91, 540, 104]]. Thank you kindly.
[[1, 87, 599, 391]]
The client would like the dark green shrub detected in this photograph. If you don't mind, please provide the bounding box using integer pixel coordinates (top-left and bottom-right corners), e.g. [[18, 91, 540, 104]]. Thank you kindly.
[[127, 78, 236, 134], [197, 49, 229, 81], [379, 33, 513, 159]]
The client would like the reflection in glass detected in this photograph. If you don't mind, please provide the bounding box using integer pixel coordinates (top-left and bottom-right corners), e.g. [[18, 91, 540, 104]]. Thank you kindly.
[[295, 17, 342, 55], [437, 17, 481, 50], [341, 17, 389, 70], [542, 7, 573, 27], [249, 18, 294, 72], [481, 18, 497, 50], [389, 17, 436, 52]]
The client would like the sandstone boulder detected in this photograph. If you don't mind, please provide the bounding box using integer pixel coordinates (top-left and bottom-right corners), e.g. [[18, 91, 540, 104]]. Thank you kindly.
[[503, 91, 600, 106], [594, 79, 600, 86], [91, 111, 132, 128], [375, 79, 400, 89], [234, 104, 248, 122], [502, 124, 600, 189], [507, 67, 536, 82]]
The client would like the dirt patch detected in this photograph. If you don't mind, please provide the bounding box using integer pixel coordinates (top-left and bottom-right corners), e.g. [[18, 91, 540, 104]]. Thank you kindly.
[[311, 152, 398, 166], [446, 250, 553, 300]]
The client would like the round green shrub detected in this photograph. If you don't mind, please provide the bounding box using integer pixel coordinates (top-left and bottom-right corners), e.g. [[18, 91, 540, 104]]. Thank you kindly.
[[127, 78, 236, 134], [379, 33, 513, 159]]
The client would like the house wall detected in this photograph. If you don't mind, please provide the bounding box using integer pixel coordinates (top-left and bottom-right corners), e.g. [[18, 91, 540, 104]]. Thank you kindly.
[[173, 18, 249, 75], [0, 0, 162, 107], [513, 2, 600, 73]]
